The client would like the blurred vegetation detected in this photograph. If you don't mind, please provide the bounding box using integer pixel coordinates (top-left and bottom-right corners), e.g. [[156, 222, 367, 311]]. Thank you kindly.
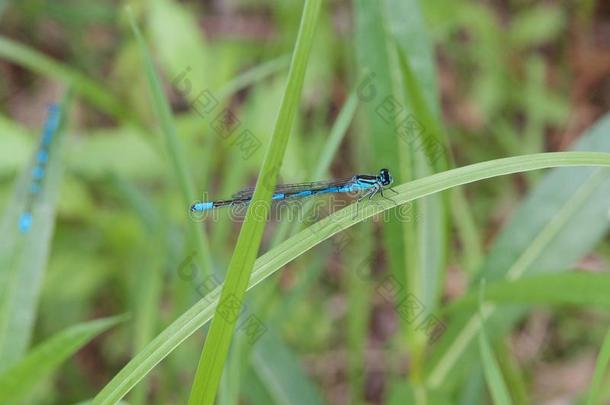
[[1, 0, 610, 404]]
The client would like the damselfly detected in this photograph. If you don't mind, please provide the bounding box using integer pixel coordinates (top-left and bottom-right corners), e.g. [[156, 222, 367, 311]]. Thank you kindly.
[[190, 168, 397, 212], [18, 104, 61, 233]]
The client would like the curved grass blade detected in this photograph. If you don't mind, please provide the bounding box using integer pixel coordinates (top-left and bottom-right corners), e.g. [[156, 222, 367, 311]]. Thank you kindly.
[[426, 115, 610, 388], [91, 151, 610, 404], [187, 1, 322, 403], [0, 95, 70, 369], [0, 315, 126, 404]]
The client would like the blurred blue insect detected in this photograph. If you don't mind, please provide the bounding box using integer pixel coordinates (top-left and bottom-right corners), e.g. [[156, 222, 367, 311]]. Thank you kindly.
[[190, 168, 397, 213], [18, 104, 61, 233]]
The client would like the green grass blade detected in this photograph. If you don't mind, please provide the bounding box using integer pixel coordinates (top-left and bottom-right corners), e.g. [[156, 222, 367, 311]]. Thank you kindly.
[[445, 273, 610, 313], [127, 7, 213, 277], [386, 0, 446, 170], [386, 3, 449, 380], [148, 0, 212, 93], [426, 114, 610, 387], [0, 36, 127, 120], [344, 227, 373, 404], [312, 89, 359, 180], [388, 0, 483, 280], [250, 332, 325, 405], [251, 87, 360, 400], [216, 54, 291, 101], [0, 95, 70, 369], [394, 44, 448, 308], [181, 54, 290, 192], [491, 342, 529, 405], [0, 315, 126, 404], [147, 0, 236, 120], [587, 327, 610, 405], [270, 87, 358, 246], [187, 1, 322, 403], [477, 281, 512, 405], [353, 0, 399, 172], [108, 175, 164, 405], [386, 382, 451, 404], [384, 0, 441, 118], [241, 369, 276, 404], [353, 0, 405, 290], [108, 174, 161, 232], [130, 246, 164, 405], [91, 151, 610, 404]]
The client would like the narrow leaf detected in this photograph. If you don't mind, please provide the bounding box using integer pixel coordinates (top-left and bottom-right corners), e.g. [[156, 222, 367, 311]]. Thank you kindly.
[[187, 1, 322, 403], [128, 6, 213, 276], [0, 315, 126, 403], [0, 96, 69, 369], [478, 281, 512, 405], [445, 273, 610, 313], [0, 36, 126, 120], [92, 151, 610, 404], [427, 115, 610, 387], [587, 327, 610, 405], [250, 332, 324, 405]]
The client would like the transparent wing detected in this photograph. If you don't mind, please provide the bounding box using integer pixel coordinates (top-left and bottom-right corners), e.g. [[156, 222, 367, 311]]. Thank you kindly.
[[231, 177, 356, 199]]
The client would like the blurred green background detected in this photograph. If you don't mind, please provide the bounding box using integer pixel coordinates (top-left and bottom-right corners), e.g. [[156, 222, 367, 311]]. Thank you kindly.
[[1, 0, 610, 404]]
